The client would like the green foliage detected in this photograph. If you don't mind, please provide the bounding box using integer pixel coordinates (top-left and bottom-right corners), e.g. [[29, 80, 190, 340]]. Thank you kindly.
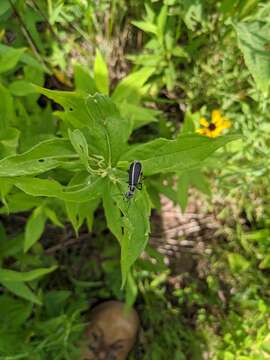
[[235, 12, 270, 94], [0, 1, 269, 359], [1, 81, 237, 285]]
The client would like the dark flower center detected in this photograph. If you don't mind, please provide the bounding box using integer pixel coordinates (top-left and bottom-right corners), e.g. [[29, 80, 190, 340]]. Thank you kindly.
[[208, 123, 216, 131]]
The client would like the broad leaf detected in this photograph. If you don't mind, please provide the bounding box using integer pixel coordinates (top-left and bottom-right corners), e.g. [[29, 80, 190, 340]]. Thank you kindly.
[[14, 176, 104, 203], [235, 21, 270, 94], [85, 94, 130, 165], [0, 138, 76, 177], [24, 206, 46, 253], [118, 102, 159, 130], [114, 185, 151, 286], [103, 181, 123, 242], [120, 134, 241, 175], [0, 265, 57, 282], [0, 295, 32, 327], [2, 281, 42, 305], [9, 80, 36, 96], [0, 44, 26, 73], [35, 88, 130, 166], [34, 86, 93, 128]]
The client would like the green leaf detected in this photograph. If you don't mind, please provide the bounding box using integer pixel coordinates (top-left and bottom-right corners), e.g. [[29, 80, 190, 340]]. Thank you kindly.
[[14, 175, 104, 203], [0, 138, 76, 177], [118, 102, 159, 130], [0, 83, 14, 129], [34, 86, 93, 128], [35, 88, 130, 166], [0, 233, 23, 260], [125, 272, 138, 308], [182, 0, 204, 31], [68, 129, 90, 171], [103, 181, 123, 241], [157, 5, 167, 42], [181, 110, 198, 134], [66, 197, 100, 233], [188, 169, 211, 196], [227, 253, 250, 273], [112, 67, 155, 104], [0, 192, 40, 215], [120, 134, 241, 175], [0, 0, 10, 16], [9, 81, 36, 96], [74, 63, 97, 94], [0, 265, 57, 282], [114, 185, 151, 286], [85, 94, 130, 165], [0, 127, 20, 158], [24, 206, 46, 253], [0, 295, 32, 327], [259, 255, 270, 270], [0, 44, 26, 73], [2, 281, 42, 305], [94, 49, 109, 95], [44, 207, 63, 227], [235, 21, 270, 94], [177, 172, 189, 211], [132, 20, 157, 34]]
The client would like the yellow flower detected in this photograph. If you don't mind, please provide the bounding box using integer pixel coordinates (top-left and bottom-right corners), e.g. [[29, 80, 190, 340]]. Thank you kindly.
[[196, 110, 231, 138]]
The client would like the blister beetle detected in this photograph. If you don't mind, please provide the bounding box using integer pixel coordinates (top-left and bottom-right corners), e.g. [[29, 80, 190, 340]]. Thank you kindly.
[[124, 160, 143, 201]]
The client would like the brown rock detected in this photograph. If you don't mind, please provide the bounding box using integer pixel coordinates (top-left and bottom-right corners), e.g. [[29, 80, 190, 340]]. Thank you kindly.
[[81, 301, 140, 360]]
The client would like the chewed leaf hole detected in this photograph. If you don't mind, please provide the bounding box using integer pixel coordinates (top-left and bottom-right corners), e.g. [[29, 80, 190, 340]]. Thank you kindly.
[[38, 159, 45, 163]]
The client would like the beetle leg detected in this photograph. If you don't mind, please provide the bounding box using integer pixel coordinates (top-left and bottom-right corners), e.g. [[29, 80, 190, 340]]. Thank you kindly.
[[136, 182, 143, 190]]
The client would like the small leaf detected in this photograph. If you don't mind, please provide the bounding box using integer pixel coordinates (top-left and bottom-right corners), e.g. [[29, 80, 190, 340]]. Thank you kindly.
[[0, 83, 14, 129], [103, 181, 123, 241], [44, 207, 64, 227], [157, 5, 167, 42], [132, 20, 157, 34], [177, 172, 189, 212], [74, 63, 97, 94], [94, 49, 109, 95], [0, 44, 26, 73], [2, 281, 42, 305], [0, 295, 32, 327], [66, 198, 100, 233], [0, 265, 57, 282], [24, 206, 46, 252], [0, 127, 20, 158], [181, 110, 199, 134], [227, 253, 250, 273], [68, 129, 90, 171], [112, 67, 155, 104], [9, 81, 36, 96]]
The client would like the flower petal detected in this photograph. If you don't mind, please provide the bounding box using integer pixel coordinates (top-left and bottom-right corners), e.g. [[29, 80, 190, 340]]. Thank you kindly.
[[211, 110, 222, 125], [199, 117, 209, 127], [196, 128, 207, 135], [221, 119, 231, 129]]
